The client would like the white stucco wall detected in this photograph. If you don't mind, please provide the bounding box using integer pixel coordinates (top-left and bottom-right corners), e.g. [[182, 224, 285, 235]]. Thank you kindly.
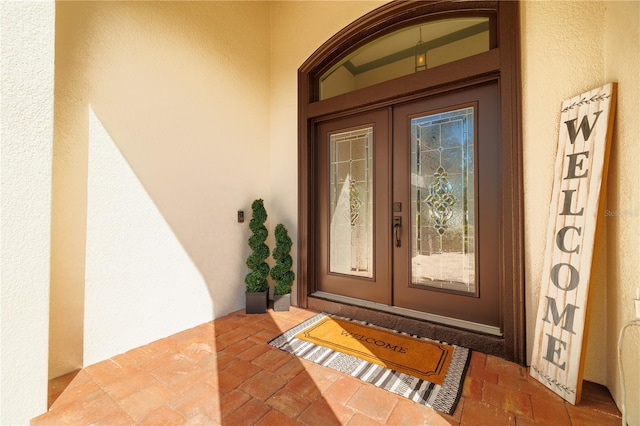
[[0, 1, 54, 423], [603, 2, 640, 423], [51, 1, 270, 374]]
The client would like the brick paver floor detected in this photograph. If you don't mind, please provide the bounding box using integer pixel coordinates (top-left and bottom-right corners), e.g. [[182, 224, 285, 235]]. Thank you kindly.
[[32, 307, 622, 425]]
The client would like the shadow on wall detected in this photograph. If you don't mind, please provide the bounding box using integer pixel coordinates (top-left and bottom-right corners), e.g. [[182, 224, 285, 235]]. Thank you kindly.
[[49, 1, 271, 379]]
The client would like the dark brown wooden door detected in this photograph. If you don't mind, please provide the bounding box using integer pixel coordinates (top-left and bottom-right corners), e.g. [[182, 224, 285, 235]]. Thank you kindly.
[[392, 82, 500, 327], [316, 82, 501, 329], [316, 109, 391, 304]]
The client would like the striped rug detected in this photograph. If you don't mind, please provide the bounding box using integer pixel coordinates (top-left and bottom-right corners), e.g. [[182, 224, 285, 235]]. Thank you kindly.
[[268, 313, 470, 415]]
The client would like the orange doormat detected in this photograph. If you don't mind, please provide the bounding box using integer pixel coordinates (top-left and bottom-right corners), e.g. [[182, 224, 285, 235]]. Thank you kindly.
[[295, 316, 452, 384], [269, 313, 470, 415]]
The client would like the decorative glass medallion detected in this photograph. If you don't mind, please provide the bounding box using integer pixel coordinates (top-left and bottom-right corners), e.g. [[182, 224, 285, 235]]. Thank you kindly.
[[425, 166, 457, 235], [329, 127, 373, 278]]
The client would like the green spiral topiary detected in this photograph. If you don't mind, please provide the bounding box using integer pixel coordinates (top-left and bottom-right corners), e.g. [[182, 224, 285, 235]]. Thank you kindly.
[[245, 199, 270, 293], [271, 223, 295, 296]]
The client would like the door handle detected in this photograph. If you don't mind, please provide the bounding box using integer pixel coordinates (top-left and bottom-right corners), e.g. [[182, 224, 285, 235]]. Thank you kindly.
[[393, 216, 402, 247]]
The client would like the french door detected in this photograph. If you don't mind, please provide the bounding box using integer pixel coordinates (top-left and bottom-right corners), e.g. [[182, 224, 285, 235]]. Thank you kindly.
[[316, 81, 501, 330], [316, 109, 392, 304]]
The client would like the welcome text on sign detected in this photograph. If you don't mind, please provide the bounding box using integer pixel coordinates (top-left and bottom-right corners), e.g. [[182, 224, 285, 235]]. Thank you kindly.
[[530, 83, 616, 405], [542, 111, 601, 371]]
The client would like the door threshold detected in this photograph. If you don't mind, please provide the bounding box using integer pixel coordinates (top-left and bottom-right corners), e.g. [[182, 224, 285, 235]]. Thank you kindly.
[[311, 291, 502, 337]]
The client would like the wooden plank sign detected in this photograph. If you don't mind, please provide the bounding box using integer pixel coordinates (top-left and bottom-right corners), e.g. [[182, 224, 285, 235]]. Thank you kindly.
[[530, 83, 617, 404]]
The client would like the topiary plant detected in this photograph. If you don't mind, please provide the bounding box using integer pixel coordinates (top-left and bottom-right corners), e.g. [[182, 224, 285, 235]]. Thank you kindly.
[[271, 223, 295, 296], [245, 199, 270, 293]]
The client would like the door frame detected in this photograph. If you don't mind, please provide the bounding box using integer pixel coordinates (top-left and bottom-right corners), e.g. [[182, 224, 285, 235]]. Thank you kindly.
[[297, 1, 525, 364]]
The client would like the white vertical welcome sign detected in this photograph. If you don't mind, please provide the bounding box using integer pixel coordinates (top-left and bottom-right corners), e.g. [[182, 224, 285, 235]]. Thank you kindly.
[[530, 83, 617, 404]]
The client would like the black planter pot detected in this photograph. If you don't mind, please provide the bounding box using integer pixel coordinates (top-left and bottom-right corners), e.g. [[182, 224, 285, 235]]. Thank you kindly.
[[273, 294, 291, 312], [245, 290, 267, 314]]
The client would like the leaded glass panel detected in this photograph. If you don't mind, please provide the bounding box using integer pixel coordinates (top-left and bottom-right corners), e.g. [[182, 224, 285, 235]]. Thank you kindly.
[[329, 127, 373, 278], [411, 107, 475, 292]]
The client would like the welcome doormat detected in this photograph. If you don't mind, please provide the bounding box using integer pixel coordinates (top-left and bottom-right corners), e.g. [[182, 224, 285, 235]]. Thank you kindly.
[[268, 313, 470, 415]]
